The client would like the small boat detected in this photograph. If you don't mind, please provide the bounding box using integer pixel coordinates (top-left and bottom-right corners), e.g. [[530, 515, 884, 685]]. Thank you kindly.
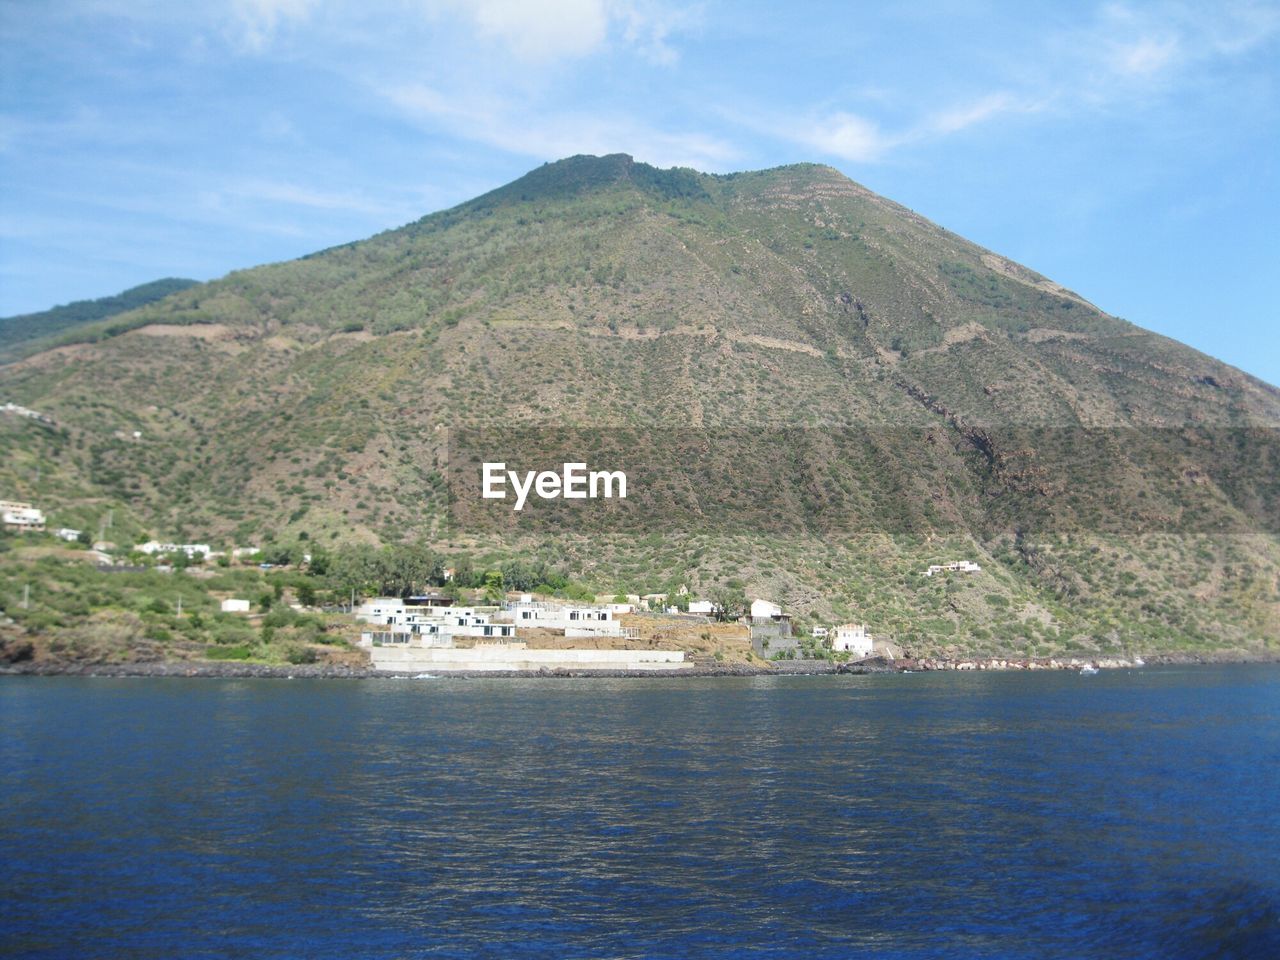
[[1079, 664, 1099, 675], [1133, 657, 1145, 667]]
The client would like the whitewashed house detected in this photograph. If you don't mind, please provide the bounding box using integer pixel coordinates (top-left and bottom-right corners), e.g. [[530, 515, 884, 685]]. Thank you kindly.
[[506, 599, 623, 637], [2, 402, 54, 425], [56, 527, 83, 542], [139, 541, 211, 560], [750, 598, 783, 620], [688, 600, 717, 616], [1, 500, 45, 532], [221, 598, 251, 613], [832, 623, 873, 658], [925, 561, 982, 577]]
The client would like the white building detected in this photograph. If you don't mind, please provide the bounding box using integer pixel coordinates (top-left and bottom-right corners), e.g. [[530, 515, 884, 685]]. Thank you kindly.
[[924, 561, 982, 577], [832, 623, 873, 658], [56, 527, 83, 542], [2, 402, 54, 425], [139, 541, 212, 559], [688, 600, 717, 616], [1, 500, 46, 532], [750, 598, 782, 620], [221, 598, 251, 613], [506, 599, 623, 637], [811, 626, 829, 639]]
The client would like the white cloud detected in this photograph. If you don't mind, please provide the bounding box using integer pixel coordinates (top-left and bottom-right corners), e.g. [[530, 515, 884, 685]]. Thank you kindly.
[[383, 81, 736, 170], [792, 111, 895, 163], [429, 0, 694, 63], [443, 0, 607, 61]]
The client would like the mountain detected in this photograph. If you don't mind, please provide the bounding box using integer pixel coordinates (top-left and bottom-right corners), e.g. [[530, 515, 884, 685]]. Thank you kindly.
[[2, 154, 1277, 657], [0, 277, 198, 358]]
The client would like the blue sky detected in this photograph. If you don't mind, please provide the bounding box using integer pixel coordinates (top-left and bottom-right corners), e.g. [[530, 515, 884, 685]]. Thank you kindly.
[[2, 0, 1278, 384]]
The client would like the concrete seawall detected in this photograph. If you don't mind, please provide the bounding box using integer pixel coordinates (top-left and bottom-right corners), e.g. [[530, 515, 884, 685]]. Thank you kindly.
[[369, 645, 690, 672]]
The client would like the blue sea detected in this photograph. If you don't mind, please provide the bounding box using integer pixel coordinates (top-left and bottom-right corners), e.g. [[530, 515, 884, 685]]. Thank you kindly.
[[2, 666, 1279, 959]]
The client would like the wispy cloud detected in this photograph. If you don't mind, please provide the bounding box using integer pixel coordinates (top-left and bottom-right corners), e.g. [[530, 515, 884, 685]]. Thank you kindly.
[[773, 2, 1279, 166], [228, 178, 398, 216], [926, 92, 1036, 136], [436, 0, 608, 62], [428, 0, 697, 64], [383, 82, 736, 170], [787, 111, 895, 163], [229, 0, 317, 52], [1068, 1, 1280, 100], [768, 91, 1041, 164], [1109, 35, 1180, 77]]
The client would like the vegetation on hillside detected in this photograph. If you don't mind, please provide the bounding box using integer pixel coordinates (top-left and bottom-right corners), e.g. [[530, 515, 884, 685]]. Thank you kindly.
[[1, 154, 1277, 661], [0, 278, 197, 357]]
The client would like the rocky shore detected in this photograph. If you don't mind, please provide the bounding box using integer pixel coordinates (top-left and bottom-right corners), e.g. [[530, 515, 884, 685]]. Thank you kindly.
[[2, 649, 1275, 680], [893, 650, 1280, 671]]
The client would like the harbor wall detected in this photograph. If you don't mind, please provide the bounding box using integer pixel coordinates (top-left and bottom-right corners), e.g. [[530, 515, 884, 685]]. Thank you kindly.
[[370, 644, 689, 672]]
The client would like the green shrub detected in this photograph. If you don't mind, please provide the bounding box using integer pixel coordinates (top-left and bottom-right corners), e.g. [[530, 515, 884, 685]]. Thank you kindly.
[[285, 645, 318, 664]]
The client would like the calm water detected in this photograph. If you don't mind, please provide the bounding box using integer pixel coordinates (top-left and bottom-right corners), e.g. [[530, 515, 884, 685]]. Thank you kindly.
[[2, 666, 1279, 959]]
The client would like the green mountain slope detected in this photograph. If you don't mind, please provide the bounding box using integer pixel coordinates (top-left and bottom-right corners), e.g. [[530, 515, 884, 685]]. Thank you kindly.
[[0, 277, 198, 358], [2, 155, 1277, 657]]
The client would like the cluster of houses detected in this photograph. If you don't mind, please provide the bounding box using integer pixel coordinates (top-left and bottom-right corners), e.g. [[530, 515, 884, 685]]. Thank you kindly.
[[354, 593, 645, 648], [352, 593, 685, 672], [0, 507, 295, 574], [356, 593, 517, 646], [350, 589, 878, 663]]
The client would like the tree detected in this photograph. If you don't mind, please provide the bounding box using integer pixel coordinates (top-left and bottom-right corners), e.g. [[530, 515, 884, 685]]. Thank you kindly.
[[330, 543, 378, 597], [372, 543, 442, 597], [451, 556, 477, 588], [709, 586, 748, 622], [482, 569, 504, 604], [307, 548, 330, 577]]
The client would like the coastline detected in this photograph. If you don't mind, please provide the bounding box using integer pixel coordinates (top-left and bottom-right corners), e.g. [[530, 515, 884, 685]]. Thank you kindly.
[[2, 649, 1276, 680]]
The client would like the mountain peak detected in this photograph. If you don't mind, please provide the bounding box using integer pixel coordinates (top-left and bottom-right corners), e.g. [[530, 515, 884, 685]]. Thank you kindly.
[[474, 153, 712, 207]]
